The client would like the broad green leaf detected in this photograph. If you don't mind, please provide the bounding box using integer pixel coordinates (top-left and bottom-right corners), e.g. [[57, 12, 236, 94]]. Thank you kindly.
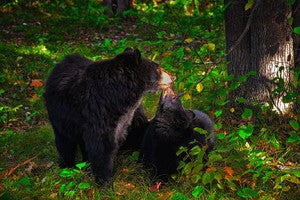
[[289, 120, 299, 130], [192, 186, 205, 198], [194, 127, 207, 135], [247, 70, 257, 76], [78, 182, 90, 190], [242, 108, 253, 119], [208, 153, 223, 163], [65, 190, 76, 196], [237, 187, 258, 198], [238, 124, 254, 139], [59, 168, 75, 178], [190, 145, 202, 155], [294, 27, 300, 35], [215, 110, 223, 117], [76, 162, 87, 170], [294, 170, 300, 178]]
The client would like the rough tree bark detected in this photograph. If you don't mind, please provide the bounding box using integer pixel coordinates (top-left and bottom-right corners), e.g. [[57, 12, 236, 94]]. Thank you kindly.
[[103, 0, 132, 17], [225, 0, 294, 114]]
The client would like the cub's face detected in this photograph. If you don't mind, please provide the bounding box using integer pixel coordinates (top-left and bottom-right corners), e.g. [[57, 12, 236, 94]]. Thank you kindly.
[[155, 87, 190, 130]]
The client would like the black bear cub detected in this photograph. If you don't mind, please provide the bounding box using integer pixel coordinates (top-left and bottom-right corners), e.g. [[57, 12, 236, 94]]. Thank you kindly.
[[141, 87, 215, 181], [44, 48, 173, 183]]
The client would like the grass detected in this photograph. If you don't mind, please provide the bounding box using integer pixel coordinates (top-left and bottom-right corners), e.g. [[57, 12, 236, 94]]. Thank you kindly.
[[0, 125, 194, 199]]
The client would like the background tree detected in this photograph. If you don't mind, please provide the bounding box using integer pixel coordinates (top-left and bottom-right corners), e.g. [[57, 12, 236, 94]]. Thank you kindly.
[[103, 0, 132, 17], [225, 0, 294, 114]]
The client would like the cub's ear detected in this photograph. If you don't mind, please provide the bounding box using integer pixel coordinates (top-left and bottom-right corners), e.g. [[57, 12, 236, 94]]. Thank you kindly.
[[117, 48, 141, 66]]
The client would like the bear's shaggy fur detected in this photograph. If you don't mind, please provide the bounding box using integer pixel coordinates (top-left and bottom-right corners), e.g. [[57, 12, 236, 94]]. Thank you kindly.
[[120, 105, 149, 151], [141, 87, 215, 181], [44, 48, 162, 183]]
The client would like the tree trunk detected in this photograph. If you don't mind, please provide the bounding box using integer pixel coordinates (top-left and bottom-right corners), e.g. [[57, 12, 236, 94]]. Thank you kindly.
[[103, 0, 132, 17], [225, 0, 294, 114]]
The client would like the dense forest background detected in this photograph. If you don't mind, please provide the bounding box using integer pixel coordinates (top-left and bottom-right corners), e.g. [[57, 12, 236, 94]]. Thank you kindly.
[[0, 0, 299, 199]]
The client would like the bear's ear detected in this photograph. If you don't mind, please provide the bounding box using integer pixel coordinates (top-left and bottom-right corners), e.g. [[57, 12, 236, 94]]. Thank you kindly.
[[117, 48, 141, 66]]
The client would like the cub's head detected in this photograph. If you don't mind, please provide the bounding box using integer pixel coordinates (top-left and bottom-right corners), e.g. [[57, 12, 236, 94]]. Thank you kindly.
[[155, 87, 190, 133], [115, 48, 174, 92]]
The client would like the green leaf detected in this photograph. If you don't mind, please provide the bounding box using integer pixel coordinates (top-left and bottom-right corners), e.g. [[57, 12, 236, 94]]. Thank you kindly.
[[194, 127, 207, 135], [65, 190, 76, 196], [190, 145, 202, 156], [171, 192, 189, 200], [202, 172, 214, 185], [294, 170, 300, 178], [208, 153, 223, 163], [59, 168, 75, 178], [289, 120, 299, 130], [76, 162, 87, 170], [104, 39, 111, 47], [247, 70, 257, 76], [15, 177, 31, 186], [59, 184, 66, 193], [238, 75, 247, 83], [192, 186, 205, 198], [237, 187, 258, 198], [215, 110, 223, 117], [78, 182, 90, 190], [128, 151, 140, 161], [238, 124, 254, 139], [294, 27, 300, 34], [242, 108, 253, 119], [237, 97, 246, 103], [182, 162, 193, 175], [217, 133, 226, 140], [245, 0, 254, 10]]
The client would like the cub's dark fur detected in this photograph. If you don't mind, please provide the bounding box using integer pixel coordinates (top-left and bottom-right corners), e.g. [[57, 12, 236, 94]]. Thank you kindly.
[[141, 88, 215, 181], [44, 48, 161, 183]]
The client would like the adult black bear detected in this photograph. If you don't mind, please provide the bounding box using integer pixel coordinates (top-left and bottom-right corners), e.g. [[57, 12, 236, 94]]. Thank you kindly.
[[44, 48, 173, 183], [141, 87, 215, 181]]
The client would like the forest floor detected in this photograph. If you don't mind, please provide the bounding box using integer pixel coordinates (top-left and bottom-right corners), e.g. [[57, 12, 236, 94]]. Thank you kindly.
[[1, 2, 300, 200]]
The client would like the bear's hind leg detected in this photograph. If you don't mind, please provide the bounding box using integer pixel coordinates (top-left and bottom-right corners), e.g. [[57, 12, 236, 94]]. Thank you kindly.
[[55, 133, 77, 168]]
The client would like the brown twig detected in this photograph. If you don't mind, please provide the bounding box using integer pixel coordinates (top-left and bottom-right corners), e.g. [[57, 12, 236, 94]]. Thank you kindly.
[[1, 156, 37, 178]]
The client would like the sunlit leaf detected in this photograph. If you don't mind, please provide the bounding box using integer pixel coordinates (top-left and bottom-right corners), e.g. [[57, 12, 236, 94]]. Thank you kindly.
[[184, 37, 193, 43], [230, 108, 235, 113], [194, 127, 207, 135], [76, 162, 87, 170], [196, 82, 204, 93], [183, 92, 192, 100], [245, 0, 254, 10], [238, 124, 254, 139], [204, 43, 215, 51], [215, 109, 223, 117], [192, 186, 204, 198]]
